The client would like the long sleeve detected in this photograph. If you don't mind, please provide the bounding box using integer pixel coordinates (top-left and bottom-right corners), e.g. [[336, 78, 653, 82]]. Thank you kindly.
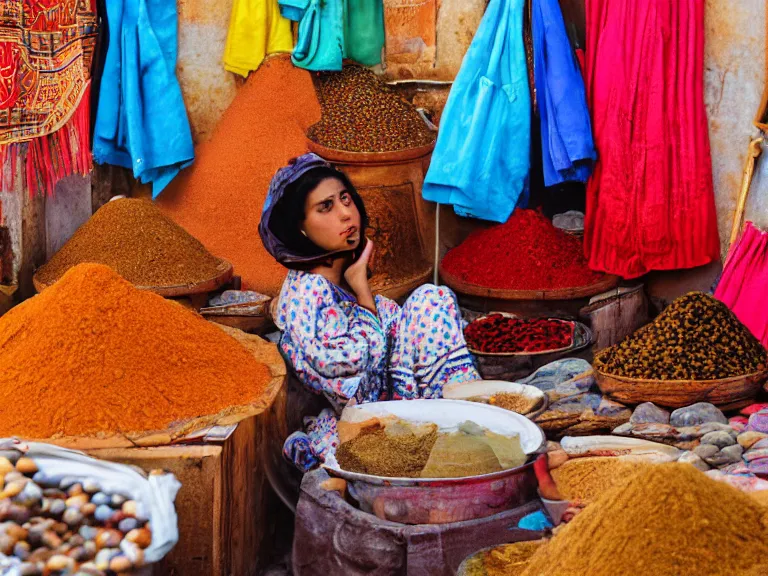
[[276, 271, 388, 402]]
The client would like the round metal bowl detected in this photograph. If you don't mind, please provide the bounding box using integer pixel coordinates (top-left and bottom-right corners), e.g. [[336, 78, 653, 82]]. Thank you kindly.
[[324, 399, 546, 524]]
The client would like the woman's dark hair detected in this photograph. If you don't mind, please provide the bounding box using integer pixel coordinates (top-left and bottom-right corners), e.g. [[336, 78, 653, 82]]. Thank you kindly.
[[268, 166, 368, 265]]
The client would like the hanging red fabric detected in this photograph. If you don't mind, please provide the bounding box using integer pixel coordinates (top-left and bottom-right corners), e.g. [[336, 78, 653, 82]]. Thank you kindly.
[[583, 0, 720, 279]]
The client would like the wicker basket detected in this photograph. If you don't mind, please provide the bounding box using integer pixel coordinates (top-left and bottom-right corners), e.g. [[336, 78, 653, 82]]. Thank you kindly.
[[595, 369, 768, 411]]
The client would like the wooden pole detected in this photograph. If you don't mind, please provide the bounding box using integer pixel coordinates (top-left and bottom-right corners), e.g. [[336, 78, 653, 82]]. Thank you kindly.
[[728, 137, 763, 250]]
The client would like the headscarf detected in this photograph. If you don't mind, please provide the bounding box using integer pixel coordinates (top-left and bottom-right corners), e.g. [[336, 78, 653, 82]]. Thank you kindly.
[[259, 153, 368, 269]]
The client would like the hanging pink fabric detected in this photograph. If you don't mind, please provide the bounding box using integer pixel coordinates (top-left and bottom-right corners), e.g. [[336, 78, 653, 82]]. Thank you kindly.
[[715, 222, 768, 348], [583, 0, 720, 279]]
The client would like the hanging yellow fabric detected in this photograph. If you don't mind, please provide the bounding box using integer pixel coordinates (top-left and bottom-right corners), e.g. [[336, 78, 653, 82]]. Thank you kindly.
[[224, 0, 294, 77]]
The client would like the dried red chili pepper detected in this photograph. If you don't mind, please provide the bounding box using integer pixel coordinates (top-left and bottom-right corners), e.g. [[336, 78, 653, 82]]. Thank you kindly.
[[465, 314, 574, 353], [442, 209, 604, 290]]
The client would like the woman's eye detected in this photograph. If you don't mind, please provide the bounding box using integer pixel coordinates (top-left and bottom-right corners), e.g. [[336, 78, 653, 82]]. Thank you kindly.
[[320, 201, 333, 212], [340, 193, 352, 206]]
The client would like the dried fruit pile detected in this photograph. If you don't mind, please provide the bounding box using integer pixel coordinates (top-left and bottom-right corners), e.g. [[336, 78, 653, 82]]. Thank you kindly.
[[0, 456, 151, 575], [595, 292, 767, 380], [465, 315, 574, 354], [307, 65, 435, 152], [36, 198, 223, 288], [442, 210, 605, 290]]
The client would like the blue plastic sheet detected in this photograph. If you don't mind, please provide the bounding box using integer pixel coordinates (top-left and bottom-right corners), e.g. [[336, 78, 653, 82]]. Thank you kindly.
[[93, 0, 194, 198], [422, 0, 530, 223], [532, 0, 595, 186], [517, 510, 553, 531]]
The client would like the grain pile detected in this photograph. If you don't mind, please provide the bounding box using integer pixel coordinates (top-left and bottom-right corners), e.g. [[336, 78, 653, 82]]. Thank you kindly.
[[520, 463, 768, 576], [0, 263, 273, 439], [595, 292, 767, 380], [36, 199, 223, 288], [157, 55, 321, 295], [550, 457, 645, 502], [307, 65, 435, 153], [336, 426, 438, 478]]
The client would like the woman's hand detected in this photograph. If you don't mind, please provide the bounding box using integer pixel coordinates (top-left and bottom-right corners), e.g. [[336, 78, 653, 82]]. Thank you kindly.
[[344, 240, 376, 315]]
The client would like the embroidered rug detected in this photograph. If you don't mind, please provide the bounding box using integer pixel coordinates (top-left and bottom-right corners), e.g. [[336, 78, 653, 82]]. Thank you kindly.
[[0, 0, 98, 196]]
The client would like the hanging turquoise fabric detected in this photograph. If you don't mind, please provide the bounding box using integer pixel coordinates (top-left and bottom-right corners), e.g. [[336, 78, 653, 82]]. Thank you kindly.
[[279, 0, 344, 71], [422, 0, 530, 223], [93, 0, 194, 198], [343, 0, 384, 66]]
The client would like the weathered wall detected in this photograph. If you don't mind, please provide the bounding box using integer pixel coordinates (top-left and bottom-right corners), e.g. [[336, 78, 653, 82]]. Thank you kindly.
[[704, 0, 766, 254]]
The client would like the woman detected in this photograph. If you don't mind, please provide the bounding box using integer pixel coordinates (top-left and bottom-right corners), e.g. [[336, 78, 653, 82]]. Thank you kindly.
[[259, 154, 480, 471]]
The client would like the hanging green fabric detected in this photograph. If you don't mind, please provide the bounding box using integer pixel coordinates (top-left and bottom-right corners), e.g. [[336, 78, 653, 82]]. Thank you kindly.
[[343, 0, 385, 66]]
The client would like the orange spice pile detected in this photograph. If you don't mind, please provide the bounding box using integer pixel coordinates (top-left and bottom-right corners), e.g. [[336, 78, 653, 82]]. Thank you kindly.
[[157, 55, 321, 296], [0, 263, 272, 438]]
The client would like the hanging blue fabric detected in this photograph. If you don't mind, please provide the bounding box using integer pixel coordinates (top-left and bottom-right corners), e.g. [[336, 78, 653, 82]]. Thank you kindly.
[[93, 0, 194, 198], [422, 0, 530, 223], [279, 0, 344, 71], [532, 0, 595, 186]]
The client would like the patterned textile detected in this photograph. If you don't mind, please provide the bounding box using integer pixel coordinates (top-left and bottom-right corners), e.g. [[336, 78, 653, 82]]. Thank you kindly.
[[276, 271, 480, 470], [0, 0, 97, 195]]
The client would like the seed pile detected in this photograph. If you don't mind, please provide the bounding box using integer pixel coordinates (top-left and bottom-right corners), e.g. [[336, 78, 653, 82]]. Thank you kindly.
[[520, 463, 768, 576], [0, 456, 151, 575], [0, 263, 273, 439], [442, 210, 605, 290], [489, 393, 541, 415], [465, 315, 574, 354], [550, 457, 645, 502], [335, 426, 438, 478], [157, 55, 321, 295], [595, 292, 767, 380], [307, 65, 436, 152], [36, 199, 223, 288]]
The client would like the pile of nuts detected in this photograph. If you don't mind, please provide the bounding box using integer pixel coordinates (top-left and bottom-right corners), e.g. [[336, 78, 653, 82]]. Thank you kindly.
[[595, 292, 768, 380], [0, 454, 152, 575], [307, 65, 436, 153]]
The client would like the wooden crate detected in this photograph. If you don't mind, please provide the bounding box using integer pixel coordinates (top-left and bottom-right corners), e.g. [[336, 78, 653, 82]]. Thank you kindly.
[[87, 390, 287, 576]]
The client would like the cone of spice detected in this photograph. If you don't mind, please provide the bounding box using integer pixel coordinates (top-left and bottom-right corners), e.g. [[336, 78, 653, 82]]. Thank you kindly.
[[441, 210, 605, 291], [595, 292, 768, 380], [36, 198, 225, 290], [0, 263, 274, 439], [308, 65, 436, 153]]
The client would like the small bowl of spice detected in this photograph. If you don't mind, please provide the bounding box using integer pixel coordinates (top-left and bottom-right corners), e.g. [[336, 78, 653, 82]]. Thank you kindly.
[[443, 380, 547, 418], [464, 312, 593, 381]]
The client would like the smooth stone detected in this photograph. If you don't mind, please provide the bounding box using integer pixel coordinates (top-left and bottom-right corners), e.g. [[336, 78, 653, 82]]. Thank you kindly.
[[0, 458, 14, 475], [109, 555, 133, 572], [678, 451, 710, 471], [79, 525, 99, 541], [693, 444, 719, 459], [94, 505, 113, 523], [14, 458, 37, 475], [700, 431, 736, 449], [631, 402, 671, 425], [110, 494, 126, 509], [613, 423, 633, 435], [49, 500, 66, 517], [721, 444, 744, 460], [744, 448, 768, 463], [14, 482, 42, 507], [671, 403, 727, 427], [63, 508, 83, 527], [90, 493, 110, 507], [95, 529, 122, 549], [118, 518, 138, 533], [82, 480, 100, 495], [95, 548, 119, 571], [18, 563, 41, 576], [704, 446, 744, 468], [13, 540, 30, 560], [58, 477, 78, 491], [696, 422, 735, 435]]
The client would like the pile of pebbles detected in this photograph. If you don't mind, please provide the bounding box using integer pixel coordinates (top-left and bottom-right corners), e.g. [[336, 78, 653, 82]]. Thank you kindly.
[[0, 453, 152, 575]]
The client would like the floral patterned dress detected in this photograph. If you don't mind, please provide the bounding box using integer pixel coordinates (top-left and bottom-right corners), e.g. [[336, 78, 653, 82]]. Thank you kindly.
[[276, 270, 480, 471]]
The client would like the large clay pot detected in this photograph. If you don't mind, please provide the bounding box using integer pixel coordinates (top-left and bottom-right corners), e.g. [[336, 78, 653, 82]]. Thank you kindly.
[[308, 140, 435, 301]]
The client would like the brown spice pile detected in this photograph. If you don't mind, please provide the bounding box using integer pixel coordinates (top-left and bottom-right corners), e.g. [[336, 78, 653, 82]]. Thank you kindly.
[[157, 55, 321, 295], [550, 457, 645, 503], [482, 541, 546, 576], [520, 463, 768, 576], [336, 426, 438, 478], [595, 292, 767, 380], [0, 263, 273, 438], [490, 393, 541, 415], [36, 199, 222, 288], [307, 65, 436, 152]]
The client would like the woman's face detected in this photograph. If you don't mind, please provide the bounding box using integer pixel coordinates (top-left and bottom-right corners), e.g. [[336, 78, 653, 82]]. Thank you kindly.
[[302, 177, 362, 253]]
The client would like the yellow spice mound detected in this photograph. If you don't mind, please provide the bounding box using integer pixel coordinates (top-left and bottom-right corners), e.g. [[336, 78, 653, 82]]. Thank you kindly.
[[521, 463, 768, 576], [551, 457, 647, 503]]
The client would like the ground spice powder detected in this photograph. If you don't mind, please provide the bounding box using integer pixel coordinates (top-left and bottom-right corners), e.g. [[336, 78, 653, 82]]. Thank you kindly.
[[157, 55, 321, 296], [489, 393, 541, 415], [441, 210, 604, 290], [550, 457, 645, 503], [520, 463, 768, 576], [336, 426, 438, 478], [465, 315, 574, 353], [595, 292, 768, 380], [0, 263, 273, 438], [36, 199, 223, 288]]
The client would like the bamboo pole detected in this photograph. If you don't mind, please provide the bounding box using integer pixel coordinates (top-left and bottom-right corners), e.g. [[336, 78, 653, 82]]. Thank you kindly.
[[728, 137, 764, 250]]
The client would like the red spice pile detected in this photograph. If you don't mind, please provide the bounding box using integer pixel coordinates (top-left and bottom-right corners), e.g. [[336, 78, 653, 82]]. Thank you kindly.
[[157, 55, 321, 296], [442, 210, 604, 290], [465, 315, 574, 353]]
